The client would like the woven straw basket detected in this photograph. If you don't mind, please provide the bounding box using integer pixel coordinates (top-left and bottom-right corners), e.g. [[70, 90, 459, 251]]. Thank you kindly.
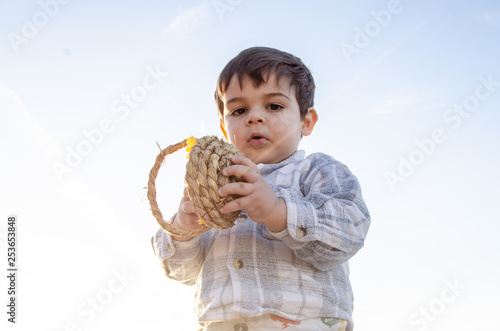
[[147, 136, 244, 237]]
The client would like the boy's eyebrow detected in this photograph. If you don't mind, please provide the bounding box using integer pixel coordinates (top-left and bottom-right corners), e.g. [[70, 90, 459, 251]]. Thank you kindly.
[[225, 92, 290, 106], [225, 96, 244, 106], [265, 92, 291, 100]]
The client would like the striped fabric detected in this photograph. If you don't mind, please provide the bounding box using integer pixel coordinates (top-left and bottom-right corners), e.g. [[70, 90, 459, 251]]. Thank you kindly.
[[152, 150, 370, 331]]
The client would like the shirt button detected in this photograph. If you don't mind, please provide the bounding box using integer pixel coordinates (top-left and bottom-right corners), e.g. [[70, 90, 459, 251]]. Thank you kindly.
[[233, 259, 244, 270], [296, 227, 307, 238], [166, 244, 173, 253], [237, 215, 247, 223]]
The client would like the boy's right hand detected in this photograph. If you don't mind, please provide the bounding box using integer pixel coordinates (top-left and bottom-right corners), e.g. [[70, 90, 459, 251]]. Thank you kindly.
[[172, 187, 204, 241]]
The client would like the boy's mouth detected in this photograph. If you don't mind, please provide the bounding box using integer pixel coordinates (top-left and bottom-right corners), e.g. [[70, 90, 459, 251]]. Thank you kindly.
[[249, 133, 268, 146]]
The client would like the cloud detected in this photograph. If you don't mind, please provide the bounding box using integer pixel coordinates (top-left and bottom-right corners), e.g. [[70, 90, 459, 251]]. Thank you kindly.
[[0, 78, 136, 250], [366, 95, 420, 116], [0, 79, 62, 165], [476, 12, 500, 27], [164, 3, 213, 34], [330, 21, 426, 103]]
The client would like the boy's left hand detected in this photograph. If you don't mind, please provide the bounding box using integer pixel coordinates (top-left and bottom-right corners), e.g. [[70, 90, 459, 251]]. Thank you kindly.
[[218, 156, 287, 233]]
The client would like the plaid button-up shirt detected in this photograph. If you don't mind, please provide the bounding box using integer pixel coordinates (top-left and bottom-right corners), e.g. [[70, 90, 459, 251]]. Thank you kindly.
[[152, 150, 370, 330]]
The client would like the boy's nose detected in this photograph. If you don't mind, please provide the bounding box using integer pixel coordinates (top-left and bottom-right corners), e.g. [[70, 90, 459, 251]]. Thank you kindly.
[[246, 109, 265, 125]]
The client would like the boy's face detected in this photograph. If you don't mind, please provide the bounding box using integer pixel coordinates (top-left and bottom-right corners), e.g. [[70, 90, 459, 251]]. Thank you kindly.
[[220, 73, 316, 164]]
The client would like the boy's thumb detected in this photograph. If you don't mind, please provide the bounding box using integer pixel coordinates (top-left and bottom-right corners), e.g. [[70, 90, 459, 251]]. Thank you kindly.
[[181, 201, 195, 214]]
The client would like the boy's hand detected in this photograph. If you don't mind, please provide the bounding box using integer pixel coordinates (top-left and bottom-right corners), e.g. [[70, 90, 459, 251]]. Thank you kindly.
[[172, 187, 204, 241], [218, 156, 287, 233]]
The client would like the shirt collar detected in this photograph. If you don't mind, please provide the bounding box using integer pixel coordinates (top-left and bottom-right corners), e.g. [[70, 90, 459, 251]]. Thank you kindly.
[[257, 150, 305, 175]]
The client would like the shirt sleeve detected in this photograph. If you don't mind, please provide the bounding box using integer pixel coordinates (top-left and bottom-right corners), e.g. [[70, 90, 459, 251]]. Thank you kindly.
[[151, 214, 207, 286], [269, 154, 370, 271]]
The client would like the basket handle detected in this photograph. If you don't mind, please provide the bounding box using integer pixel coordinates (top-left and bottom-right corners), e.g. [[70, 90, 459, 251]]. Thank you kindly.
[[147, 139, 211, 237]]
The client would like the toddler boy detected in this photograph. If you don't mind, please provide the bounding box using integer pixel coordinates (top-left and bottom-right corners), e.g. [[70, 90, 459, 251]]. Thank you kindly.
[[152, 46, 370, 330]]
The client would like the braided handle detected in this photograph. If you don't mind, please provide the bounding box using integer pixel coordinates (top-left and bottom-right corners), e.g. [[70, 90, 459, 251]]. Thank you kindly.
[[147, 139, 211, 237]]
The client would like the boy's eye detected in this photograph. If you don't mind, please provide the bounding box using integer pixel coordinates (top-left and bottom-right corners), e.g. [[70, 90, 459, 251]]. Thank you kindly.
[[231, 108, 246, 115], [268, 104, 283, 111]]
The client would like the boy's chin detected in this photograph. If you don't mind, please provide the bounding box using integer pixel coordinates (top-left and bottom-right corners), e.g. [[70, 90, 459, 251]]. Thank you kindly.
[[243, 151, 260, 164], [240, 147, 292, 165], [241, 150, 265, 165], [246, 152, 280, 165]]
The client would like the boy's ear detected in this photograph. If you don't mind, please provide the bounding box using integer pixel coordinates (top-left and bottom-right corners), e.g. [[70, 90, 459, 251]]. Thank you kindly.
[[301, 107, 318, 136], [220, 122, 228, 140]]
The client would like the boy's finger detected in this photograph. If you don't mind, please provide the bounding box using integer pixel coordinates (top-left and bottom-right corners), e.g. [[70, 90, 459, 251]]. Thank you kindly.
[[219, 182, 253, 197], [220, 196, 247, 214], [230, 155, 259, 172], [223, 165, 259, 183]]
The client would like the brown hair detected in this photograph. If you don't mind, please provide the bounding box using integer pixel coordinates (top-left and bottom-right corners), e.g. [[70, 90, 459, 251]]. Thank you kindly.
[[215, 47, 315, 121]]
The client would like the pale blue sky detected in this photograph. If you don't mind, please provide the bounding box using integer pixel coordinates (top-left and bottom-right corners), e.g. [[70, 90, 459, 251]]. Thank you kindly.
[[1, 1, 499, 330]]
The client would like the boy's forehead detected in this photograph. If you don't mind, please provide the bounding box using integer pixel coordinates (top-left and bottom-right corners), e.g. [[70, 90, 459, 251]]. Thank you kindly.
[[226, 72, 293, 94]]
